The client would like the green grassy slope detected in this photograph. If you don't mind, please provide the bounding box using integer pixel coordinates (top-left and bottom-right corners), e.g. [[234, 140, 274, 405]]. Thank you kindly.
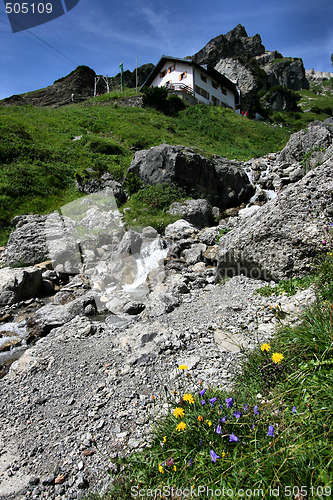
[[0, 86, 332, 244]]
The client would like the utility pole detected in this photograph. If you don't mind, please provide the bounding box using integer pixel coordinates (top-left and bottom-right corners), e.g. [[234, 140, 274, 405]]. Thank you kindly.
[[136, 58, 138, 94]]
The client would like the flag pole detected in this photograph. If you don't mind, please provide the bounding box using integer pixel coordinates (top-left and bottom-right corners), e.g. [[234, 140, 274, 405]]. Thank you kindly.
[[119, 61, 123, 92]]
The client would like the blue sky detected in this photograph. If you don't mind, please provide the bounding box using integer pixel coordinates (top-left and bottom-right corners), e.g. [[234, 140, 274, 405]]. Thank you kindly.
[[0, 0, 332, 100]]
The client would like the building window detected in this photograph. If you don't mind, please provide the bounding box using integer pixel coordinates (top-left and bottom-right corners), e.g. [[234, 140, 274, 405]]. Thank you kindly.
[[221, 87, 227, 95], [168, 64, 176, 73], [200, 73, 207, 83], [212, 81, 219, 89], [179, 71, 187, 81], [201, 88, 209, 100], [159, 69, 167, 78], [212, 95, 220, 105], [195, 85, 210, 100]]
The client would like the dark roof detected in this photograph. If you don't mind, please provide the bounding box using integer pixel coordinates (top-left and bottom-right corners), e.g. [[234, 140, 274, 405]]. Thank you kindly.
[[141, 55, 239, 95]]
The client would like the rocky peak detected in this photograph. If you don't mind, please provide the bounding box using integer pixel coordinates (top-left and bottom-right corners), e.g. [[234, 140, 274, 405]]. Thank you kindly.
[[192, 24, 265, 67], [1, 65, 96, 107], [191, 24, 309, 114]]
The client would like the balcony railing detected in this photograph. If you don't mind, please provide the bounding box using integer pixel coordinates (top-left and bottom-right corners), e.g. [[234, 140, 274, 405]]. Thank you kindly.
[[164, 82, 194, 95]]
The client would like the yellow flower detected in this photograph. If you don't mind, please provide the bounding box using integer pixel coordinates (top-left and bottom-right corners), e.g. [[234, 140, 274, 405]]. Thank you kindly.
[[173, 465, 177, 471], [205, 420, 212, 427], [176, 422, 187, 432], [198, 415, 203, 422], [158, 464, 164, 474], [221, 452, 226, 458], [261, 343, 271, 352], [183, 393, 194, 404], [178, 364, 188, 370], [163, 436, 167, 443], [272, 352, 284, 364], [173, 407, 185, 418]]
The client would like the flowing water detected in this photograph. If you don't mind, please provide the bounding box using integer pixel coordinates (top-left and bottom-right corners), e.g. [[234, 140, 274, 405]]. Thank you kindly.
[[0, 321, 28, 367]]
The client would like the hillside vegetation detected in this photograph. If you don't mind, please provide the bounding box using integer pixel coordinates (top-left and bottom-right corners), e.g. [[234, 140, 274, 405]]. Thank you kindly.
[[0, 86, 332, 245]]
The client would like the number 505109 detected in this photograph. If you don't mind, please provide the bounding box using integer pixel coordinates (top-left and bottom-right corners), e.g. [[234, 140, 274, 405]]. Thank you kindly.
[[6, 3, 53, 14]]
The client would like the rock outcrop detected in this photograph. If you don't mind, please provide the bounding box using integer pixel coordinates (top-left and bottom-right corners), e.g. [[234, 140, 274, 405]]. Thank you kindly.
[[217, 158, 333, 282], [191, 24, 309, 113], [0, 267, 42, 306], [276, 120, 332, 165], [1, 66, 96, 107], [127, 144, 254, 210]]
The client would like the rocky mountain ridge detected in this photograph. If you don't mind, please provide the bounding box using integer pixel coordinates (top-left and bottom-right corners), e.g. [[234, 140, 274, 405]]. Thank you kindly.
[[191, 24, 309, 113]]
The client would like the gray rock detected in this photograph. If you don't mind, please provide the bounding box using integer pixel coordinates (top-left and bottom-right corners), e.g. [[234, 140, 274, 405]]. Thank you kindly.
[[146, 292, 179, 317], [117, 230, 142, 255], [217, 159, 333, 282], [76, 173, 127, 203], [0, 267, 43, 306], [164, 220, 199, 240], [169, 199, 213, 228], [197, 227, 220, 245], [277, 122, 332, 165], [26, 294, 97, 337], [127, 144, 253, 210], [123, 301, 146, 315], [141, 226, 158, 239], [183, 243, 207, 265], [6, 216, 47, 267]]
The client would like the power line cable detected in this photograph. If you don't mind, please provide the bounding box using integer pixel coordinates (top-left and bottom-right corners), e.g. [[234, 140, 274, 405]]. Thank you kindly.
[[0, 8, 79, 67]]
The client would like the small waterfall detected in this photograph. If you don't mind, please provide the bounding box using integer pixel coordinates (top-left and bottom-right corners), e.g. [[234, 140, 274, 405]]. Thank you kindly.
[[244, 163, 277, 207], [122, 237, 168, 292]]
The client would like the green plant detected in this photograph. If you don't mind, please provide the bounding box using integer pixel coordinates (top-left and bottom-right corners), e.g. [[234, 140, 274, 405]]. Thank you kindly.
[[129, 183, 187, 210], [216, 227, 232, 244], [256, 275, 315, 297]]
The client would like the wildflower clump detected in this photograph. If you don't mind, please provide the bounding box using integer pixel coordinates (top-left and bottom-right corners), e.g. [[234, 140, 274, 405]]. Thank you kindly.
[[176, 422, 187, 432], [257, 344, 287, 390], [272, 352, 284, 364], [173, 407, 185, 418]]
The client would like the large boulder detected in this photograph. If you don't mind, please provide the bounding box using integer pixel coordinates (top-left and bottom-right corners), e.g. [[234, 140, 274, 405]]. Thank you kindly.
[[169, 199, 213, 228], [26, 294, 97, 338], [216, 159, 333, 282], [127, 144, 253, 210], [0, 267, 42, 306], [6, 215, 48, 267], [277, 121, 333, 165]]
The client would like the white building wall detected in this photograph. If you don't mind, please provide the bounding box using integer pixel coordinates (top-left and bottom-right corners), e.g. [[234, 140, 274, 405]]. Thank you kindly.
[[151, 61, 194, 89], [192, 67, 236, 108], [150, 60, 236, 109]]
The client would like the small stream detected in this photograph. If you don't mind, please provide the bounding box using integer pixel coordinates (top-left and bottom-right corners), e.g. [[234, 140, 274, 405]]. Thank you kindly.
[[0, 321, 28, 368], [244, 163, 277, 206]]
